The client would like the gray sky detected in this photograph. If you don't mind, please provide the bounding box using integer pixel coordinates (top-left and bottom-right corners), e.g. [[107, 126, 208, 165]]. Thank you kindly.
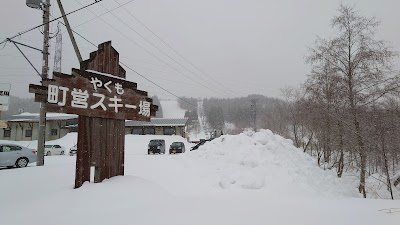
[[0, 0, 399, 99]]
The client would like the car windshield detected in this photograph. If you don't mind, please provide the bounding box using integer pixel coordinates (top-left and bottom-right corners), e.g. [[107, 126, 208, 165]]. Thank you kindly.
[[171, 142, 182, 147], [44, 145, 52, 148], [149, 140, 163, 145]]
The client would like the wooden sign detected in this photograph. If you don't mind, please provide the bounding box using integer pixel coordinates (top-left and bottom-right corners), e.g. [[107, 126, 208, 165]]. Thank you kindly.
[[29, 41, 158, 188], [30, 69, 157, 120]]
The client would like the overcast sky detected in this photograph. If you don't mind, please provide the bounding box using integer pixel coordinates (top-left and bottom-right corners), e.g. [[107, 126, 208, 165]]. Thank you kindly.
[[0, 0, 399, 99]]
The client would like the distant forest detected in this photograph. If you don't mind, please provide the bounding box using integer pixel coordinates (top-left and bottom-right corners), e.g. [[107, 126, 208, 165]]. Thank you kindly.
[[178, 95, 286, 134], [2, 96, 39, 120]]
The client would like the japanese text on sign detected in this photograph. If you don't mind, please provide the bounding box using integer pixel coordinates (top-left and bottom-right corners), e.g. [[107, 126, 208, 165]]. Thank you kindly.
[[47, 76, 150, 116]]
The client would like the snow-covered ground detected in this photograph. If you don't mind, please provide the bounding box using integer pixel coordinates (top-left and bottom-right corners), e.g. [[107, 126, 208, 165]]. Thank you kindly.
[[0, 130, 399, 225], [159, 99, 186, 118]]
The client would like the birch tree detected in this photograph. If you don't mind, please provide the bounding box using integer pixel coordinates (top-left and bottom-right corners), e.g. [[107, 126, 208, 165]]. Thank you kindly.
[[307, 4, 398, 198]]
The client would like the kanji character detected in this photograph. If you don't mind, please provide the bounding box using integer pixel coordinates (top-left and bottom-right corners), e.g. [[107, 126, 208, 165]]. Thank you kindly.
[[47, 85, 69, 106], [90, 77, 102, 91], [47, 84, 59, 104], [108, 96, 123, 113], [139, 100, 150, 117], [71, 88, 89, 108], [104, 81, 112, 93], [115, 83, 124, 95], [58, 86, 69, 106], [90, 93, 106, 111]]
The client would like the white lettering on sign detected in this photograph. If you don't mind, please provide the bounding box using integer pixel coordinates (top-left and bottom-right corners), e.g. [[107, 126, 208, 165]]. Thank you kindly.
[[115, 83, 124, 95], [139, 101, 150, 117], [89, 77, 124, 95], [47, 85, 69, 106], [91, 93, 107, 111], [58, 86, 69, 106], [108, 96, 123, 113], [90, 77, 102, 91], [47, 84, 59, 104], [46, 77, 150, 117], [71, 89, 89, 109]]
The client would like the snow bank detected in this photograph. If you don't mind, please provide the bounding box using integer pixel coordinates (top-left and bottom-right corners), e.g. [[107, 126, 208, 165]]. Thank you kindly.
[[182, 129, 359, 197]]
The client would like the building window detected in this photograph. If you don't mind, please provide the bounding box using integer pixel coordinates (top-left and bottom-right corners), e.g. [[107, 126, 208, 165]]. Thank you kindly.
[[25, 129, 32, 137], [131, 127, 143, 135], [51, 129, 58, 136], [163, 127, 176, 135], [143, 127, 155, 135], [4, 129, 11, 138]]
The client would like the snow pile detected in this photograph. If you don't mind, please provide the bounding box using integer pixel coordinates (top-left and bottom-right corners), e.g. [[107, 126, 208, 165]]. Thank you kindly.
[[159, 99, 186, 118], [184, 129, 359, 197]]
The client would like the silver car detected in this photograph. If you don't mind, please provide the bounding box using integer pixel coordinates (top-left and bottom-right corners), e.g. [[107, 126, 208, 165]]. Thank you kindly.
[[0, 143, 36, 168]]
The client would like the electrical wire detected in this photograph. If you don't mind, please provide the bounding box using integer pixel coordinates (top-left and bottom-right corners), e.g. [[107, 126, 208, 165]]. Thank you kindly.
[[99, 1, 239, 98], [73, 0, 232, 98], [113, 0, 240, 97], [0, 0, 105, 45], [58, 22, 207, 111]]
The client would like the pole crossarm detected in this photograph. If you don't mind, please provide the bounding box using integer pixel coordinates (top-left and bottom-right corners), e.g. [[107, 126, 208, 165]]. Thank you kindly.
[[8, 39, 41, 77], [7, 38, 46, 54]]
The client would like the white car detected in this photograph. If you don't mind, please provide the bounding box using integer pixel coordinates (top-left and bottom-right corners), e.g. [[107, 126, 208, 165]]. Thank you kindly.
[[0, 143, 37, 168], [44, 145, 65, 156]]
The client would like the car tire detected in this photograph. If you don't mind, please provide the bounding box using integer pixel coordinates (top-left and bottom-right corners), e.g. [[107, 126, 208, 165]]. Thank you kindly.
[[46, 151, 51, 156], [15, 158, 29, 168], [60, 151, 65, 155]]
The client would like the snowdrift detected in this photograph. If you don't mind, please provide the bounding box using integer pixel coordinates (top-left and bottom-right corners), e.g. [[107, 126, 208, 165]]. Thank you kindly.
[[183, 129, 359, 197]]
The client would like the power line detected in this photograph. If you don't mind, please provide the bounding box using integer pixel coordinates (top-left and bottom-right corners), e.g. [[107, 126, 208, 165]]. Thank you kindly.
[[73, 0, 232, 98], [113, 0, 240, 97], [0, 0, 105, 45], [59, 21, 207, 112], [99, 1, 238, 98]]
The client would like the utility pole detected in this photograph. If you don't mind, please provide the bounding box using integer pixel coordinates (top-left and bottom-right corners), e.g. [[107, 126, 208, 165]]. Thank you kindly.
[[56, 0, 82, 62], [250, 99, 258, 132], [37, 0, 51, 166]]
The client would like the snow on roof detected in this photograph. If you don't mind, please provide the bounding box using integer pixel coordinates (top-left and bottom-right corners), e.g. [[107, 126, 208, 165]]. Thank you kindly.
[[86, 70, 127, 81], [126, 118, 188, 127], [10, 113, 77, 122]]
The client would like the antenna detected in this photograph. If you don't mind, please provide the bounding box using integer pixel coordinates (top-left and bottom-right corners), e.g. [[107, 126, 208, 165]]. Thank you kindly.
[[53, 32, 62, 73]]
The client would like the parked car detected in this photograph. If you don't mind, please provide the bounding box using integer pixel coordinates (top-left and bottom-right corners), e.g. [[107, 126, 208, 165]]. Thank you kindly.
[[69, 144, 77, 156], [0, 143, 36, 168], [44, 144, 65, 156], [148, 139, 166, 154], [169, 142, 186, 154]]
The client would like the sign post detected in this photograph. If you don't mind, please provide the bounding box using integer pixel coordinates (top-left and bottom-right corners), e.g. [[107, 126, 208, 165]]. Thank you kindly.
[[0, 83, 11, 112], [30, 41, 157, 188]]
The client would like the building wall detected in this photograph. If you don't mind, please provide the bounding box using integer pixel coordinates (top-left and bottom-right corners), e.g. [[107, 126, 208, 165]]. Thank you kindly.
[[125, 125, 186, 138], [155, 127, 163, 135], [0, 120, 71, 141]]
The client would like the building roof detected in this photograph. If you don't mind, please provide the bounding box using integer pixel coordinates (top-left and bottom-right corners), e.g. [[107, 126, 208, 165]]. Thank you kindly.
[[9, 113, 78, 122], [126, 118, 188, 127]]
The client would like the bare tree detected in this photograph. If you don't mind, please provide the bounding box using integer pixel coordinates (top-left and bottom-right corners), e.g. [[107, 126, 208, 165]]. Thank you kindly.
[[307, 4, 398, 198]]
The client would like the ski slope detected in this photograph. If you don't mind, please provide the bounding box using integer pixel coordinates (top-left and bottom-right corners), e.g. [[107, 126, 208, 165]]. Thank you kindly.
[[159, 99, 186, 118], [0, 130, 399, 225]]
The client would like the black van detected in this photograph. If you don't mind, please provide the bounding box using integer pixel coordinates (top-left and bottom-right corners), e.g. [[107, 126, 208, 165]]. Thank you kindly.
[[148, 139, 166, 154]]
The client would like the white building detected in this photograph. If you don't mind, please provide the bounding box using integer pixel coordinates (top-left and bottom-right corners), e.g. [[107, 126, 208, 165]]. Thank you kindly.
[[0, 113, 77, 141]]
